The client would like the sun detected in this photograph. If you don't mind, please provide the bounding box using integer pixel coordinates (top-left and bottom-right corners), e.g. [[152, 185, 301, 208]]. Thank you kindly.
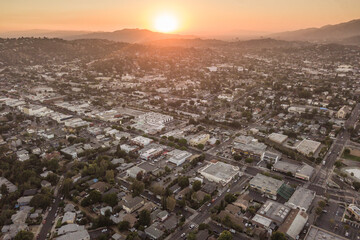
[[154, 13, 178, 33]]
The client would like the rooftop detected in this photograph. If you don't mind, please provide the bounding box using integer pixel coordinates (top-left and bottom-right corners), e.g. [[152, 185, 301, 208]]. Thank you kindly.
[[286, 187, 315, 211], [304, 225, 347, 240]]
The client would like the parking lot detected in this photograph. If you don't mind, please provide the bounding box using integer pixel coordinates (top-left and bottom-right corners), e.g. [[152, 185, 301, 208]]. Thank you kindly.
[[315, 201, 360, 239]]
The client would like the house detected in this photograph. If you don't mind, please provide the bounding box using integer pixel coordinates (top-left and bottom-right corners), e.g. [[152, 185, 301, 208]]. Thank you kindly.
[[145, 223, 164, 240], [156, 210, 169, 222], [89, 181, 110, 194], [55, 230, 90, 240], [62, 211, 76, 224], [100, 206, 112, 216], [57, 224, 85, 236], [122, 196, 144, 213], [163, 215, 178, 230], [17, 196, 33, 206]]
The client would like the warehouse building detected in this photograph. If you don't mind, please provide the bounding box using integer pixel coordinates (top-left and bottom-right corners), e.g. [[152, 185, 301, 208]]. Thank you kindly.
[[249, 173, 284, 200], [296, 139, 321, 156], [167, 149, 192, 166], [198, 161, 240, 186], [286, 187, 315, 212], [268, 133, 288, 144], [304, 225, 347, 240]]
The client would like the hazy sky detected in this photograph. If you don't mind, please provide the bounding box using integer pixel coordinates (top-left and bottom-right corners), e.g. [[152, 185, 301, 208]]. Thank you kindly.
[[0, 0, 359, 35]]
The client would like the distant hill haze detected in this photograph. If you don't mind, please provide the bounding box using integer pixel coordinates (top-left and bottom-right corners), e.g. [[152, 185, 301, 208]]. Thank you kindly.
[[270, 19, 360, 44], [0, 28, 195, 43], [63, 29, 195, 43]]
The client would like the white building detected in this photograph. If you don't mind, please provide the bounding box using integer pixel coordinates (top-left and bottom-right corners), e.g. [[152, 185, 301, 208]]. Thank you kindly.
[[131, 136, 153, 147], [198, 161, 240, 185], [167, 149, 192, 166]]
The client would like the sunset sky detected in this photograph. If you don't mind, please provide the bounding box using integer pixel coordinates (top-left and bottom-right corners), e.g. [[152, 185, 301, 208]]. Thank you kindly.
[[1, 0, 359, 36]]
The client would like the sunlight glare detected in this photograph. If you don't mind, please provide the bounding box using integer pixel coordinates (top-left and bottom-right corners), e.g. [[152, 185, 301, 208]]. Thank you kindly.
[[154, 13, 178, 33]]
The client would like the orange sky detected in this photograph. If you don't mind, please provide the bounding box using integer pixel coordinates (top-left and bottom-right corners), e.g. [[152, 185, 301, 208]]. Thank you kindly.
[[0, 0, 359, 36]]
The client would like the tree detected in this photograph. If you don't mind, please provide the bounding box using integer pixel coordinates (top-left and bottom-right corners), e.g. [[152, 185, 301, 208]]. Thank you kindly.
[[218, 230, 233, 240], [14, 230, 34, 240], [179, 138, 187, 146], [126, 232, 138, 240], [344, 148, 351, 155], [0, 184, 8, 195], [131, 180, 144, 197], [192, 180, 202, 192], [138, 210, 151, 227], [233, 154, 242, 161], [81, 190, 102, 207], [118, 220, 130, 231], [318, 200, 326, 208], [196, 144, 204, 150], [102, 193, 118, 207], [105, 170, 114, 183], [225, 193, 237, 204], [62, 178, 73, 197], [315, 207, 323, 215], [271, 231, 286, 240], [136, 171, 143, 181], [187, 232, 196, 240], [30, 194, 51, 210], [198, 223, 209, 230], [178, 176, 189, 189], [353, 181, 360, 191], [166, 196, 176, 211]]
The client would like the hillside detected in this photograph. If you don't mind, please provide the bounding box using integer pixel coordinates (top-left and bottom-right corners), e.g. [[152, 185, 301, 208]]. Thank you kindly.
[[64, 28, 195, 43], [270, 19, 360, 44]]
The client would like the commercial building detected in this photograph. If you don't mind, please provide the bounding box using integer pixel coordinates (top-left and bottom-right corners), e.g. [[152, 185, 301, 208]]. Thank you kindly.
[[286, 187, 315, 212], [232, 135, 267, 159], [130, 136, 153, 147], [167, 149, 192, 166], [257, 200, 291, 225], [272, 161, 314, 181], [261, 151, 281, 164], [278, 209, 308, 240], [268, 133, 288, 144], [249, 173, 284, 199], [139, 147, 163, 161], [347, 204, 360, 221], [304, 225, 347, 240], [120, 144, 138, 154], [198, 161, 240, 186], [295, 164, 314, 181], [296, 139, 321, 156], [337, 105, 352, 119], [272, 161, 300, 176], [189, 134, 210, 146], [126, 166, 145, 178]]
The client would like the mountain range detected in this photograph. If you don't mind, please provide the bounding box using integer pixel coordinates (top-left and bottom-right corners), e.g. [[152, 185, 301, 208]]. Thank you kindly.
[[270, 19, 360, 45], [1, 19, 360, 45]]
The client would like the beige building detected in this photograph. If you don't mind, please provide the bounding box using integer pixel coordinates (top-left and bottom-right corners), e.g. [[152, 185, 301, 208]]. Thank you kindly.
[[189, 134, 210, 146], [336, 105, 352, 119]]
